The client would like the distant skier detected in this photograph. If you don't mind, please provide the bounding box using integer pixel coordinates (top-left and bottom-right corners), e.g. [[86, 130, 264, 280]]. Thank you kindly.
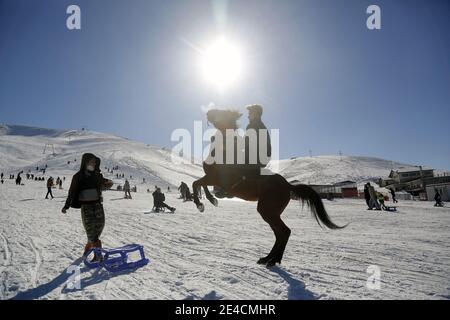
[[434, 190, 443, 207], [178, 182, 189, 200], [45, 176, 54, 199], [15, 173, 22, 185], [124, 179, 132, 199], [0, 172, 3, 180], [390, 188, 398, 203], [59, 179, 63, 189], [61, 153, 113, 257], [152, 187, 175, 213], [363, 183, 371, 209]]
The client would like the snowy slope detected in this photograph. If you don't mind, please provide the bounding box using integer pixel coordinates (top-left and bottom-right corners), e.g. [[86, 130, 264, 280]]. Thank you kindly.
[[0, 124, 203, 189], [1, 124, 449, 300], [268, 155, 408, 185]]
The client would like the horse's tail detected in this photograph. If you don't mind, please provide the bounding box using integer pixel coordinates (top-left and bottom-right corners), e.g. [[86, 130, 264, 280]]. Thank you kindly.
[[290, 184, 345, 229]]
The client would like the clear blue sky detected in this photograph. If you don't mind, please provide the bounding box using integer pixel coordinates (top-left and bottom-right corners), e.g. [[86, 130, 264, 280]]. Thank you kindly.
[[0, 0, 449, 169]]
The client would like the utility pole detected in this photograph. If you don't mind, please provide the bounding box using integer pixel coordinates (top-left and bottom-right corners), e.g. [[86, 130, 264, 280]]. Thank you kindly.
[[420, 165, 424, 188]]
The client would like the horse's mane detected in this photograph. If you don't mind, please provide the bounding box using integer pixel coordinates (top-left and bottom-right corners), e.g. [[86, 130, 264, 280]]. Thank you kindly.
[[206, 109, 242, 129]]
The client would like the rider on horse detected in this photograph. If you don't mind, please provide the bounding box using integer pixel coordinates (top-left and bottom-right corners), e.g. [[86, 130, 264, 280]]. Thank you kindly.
[[245, 104, 272, 175], [206, 105, 272, 198]]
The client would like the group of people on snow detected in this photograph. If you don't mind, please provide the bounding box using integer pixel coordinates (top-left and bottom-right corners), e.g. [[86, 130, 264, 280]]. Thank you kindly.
[[0, 164, 66, 191], [56, 104, 272, 259], [363, 182, 395, 211], [4, 103, 445, 263]]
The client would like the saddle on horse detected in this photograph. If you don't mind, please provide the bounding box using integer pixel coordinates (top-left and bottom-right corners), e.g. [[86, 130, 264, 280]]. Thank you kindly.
[[213, 164, 267, 198]]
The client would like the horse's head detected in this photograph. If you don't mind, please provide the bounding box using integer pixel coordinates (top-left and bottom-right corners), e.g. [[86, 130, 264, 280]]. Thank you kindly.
[[206, 109, 242, 130]]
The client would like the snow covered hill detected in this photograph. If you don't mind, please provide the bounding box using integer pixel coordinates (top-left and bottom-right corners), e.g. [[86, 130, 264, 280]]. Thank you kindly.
[[268, 155, 408, 185], [0, 124, 203, 189]]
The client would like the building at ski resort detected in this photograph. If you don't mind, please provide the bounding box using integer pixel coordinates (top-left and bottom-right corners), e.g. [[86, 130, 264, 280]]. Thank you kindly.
[[388, 166, 434, 184], [379, 166, 450, 200], [290, 180, 359, 199], [291, 166, 450, 201]]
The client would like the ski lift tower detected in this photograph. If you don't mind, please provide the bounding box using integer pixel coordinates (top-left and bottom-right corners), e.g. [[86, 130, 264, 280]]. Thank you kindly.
[[43, 142, 56, 156]]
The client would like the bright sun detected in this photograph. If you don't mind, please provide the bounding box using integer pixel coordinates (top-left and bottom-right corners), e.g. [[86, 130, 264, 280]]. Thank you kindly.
[[201, 37, 243, 90]]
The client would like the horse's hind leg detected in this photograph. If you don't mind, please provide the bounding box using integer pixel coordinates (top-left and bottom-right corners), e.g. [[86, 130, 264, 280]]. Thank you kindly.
[[257, 218, 291, 267], [256, 190, 291, 267], [268, 219, 291, 267]]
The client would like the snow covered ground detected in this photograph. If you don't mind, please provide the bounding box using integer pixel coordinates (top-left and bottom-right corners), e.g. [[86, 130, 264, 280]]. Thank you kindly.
[[1, 180, 449, 300], [1, 124, 449, 300]]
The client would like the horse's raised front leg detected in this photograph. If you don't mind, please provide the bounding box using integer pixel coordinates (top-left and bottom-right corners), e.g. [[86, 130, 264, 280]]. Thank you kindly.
[[193, 175, 219, 212], [192, 178, 204, 212], [203, 185, 218, 207]]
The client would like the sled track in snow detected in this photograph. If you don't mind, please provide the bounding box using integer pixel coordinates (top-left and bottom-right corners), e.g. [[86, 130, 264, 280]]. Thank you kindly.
[[0, 233, 11, 267], [29, 238, 42, 289], [0, 233, 12, 300]]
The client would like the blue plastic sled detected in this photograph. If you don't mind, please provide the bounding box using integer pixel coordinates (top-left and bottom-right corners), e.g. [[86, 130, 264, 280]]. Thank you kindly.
[[84, 244, 149, 273]]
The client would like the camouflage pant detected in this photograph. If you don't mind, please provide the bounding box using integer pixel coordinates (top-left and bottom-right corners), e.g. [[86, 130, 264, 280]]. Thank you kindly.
[[81, 203, 105, 243]]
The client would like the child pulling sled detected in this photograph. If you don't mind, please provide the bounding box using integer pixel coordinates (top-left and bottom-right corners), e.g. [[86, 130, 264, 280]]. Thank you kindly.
[[61, 153, 113, 260]]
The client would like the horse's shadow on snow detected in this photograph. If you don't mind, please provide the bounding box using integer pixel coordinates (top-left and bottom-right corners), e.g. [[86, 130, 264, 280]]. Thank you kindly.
[[269, 266, 320, 300], [10, 258, 138, 300]]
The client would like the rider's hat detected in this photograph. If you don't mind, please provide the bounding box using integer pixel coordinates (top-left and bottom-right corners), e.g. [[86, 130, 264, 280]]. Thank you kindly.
[[246, 104, 263, 117]]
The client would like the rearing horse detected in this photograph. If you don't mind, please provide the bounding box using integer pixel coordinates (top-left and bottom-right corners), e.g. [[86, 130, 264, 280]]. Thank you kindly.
[[192, 109, 344, 267]]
